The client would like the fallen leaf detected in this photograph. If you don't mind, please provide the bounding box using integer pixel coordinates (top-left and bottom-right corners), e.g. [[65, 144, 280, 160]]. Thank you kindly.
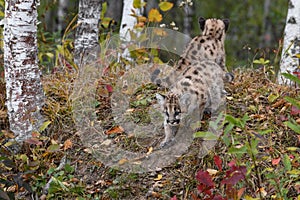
[[291, 106, 300, 115], [1, 130, 15, 139], [268, 93, 279, 103], [151, 191, 162, 198], [63, 139, 73, 150], [250, 114, 266, 120], [105, 126, 124, 135], [39, 120, 51, 132], [207, 168, 218, 175], [271, 157, 281, 165], [118, 158, 128, 165], [170, 195, 177, 200], [154, 174, 163, 181], [244, 195, 260, 200], [237, 187, 246, 199], [84, 148, 92, 154], [214, 155, 222, 171], [31, 131, 40, 138], [25, 138, 42, 146], [147, 147, 153, 155], [106, 84, 113, 93], [47, 144, 60, 152], [70, 177, 79, 183], [272, 99, 285, 108], [196, 171, 214, 187], [258, 187, 267, 197]]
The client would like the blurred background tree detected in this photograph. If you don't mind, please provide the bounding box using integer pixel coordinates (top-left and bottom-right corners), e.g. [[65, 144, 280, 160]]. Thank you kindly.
[[0, 0, 289, 72]]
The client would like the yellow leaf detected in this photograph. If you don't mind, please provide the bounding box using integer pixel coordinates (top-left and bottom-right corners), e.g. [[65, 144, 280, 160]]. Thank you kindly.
[[4, 141, 15, 147], [133, 0, 146, 8], [148, 9, 162, 22], [133, 0, 141, 8], [39, 121, 51, 132], [244, 195, 260, 200], [118, 158, 128, 165], [147, 147, 153, 155], [154, 174, 163, 181], [159, 2, 173, 11]]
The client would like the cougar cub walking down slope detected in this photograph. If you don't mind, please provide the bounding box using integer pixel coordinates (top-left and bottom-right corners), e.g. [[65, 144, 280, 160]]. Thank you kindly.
[[154, 17, 233, 147]]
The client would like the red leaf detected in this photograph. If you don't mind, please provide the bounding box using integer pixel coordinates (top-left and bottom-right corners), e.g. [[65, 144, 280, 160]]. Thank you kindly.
[[170, 195, 177, 200], [197, 184, 205, 193], [222, 166, 246, 186], [293, 71, 300, 79], [237, 187, 246, 199], [204, 188, 212, 196], [196, 171, 214, 187], [214, 155, 222, 171], [291, 106, 300, 116], [106, 84, 113, 93], [279, 115, 288, 122], [222, 171, 244, 186], [272, 157, 281, 165], [228, 160, 236, 168]]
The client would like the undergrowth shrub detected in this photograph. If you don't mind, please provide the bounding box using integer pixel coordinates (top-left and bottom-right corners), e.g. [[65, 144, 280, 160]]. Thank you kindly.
[[189, 69, 300, 200]]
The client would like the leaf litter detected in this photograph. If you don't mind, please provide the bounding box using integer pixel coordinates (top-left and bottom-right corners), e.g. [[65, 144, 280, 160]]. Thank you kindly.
[[0, 68, 299, 199]]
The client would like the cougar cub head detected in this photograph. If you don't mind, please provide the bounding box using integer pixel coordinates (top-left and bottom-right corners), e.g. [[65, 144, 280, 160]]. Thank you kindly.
[[198, 17, 229, 40], [156, 92, 190, 126]]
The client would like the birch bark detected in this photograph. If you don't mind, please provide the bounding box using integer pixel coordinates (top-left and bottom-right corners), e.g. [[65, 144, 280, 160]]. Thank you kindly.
[[279, 0, 300, 84], [74, 0, 103, 67], [120, 0, 144, 59], [4, 0, 45, 142]]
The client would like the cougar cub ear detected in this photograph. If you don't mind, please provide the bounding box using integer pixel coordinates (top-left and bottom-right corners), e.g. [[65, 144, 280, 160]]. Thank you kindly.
[[198, 17, 206, 31], [222, 18, 230, 32], [156, 93, 166, 107]]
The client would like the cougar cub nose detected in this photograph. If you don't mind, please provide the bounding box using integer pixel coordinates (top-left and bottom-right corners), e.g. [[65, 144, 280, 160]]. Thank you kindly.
[[167, 119, 180, 124]]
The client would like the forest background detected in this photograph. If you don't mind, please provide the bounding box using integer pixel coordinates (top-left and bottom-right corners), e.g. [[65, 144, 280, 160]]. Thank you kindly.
[[0, 0, 289, 74], [1, 0, 300, 199]]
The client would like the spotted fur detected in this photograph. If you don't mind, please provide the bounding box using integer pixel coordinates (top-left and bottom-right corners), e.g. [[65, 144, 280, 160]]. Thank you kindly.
[[156, 60, 227, 147], [151, 17, 233, 87]]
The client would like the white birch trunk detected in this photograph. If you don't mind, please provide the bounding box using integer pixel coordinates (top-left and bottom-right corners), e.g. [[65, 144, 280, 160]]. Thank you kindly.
[[74, 0, 103, 67], [120, 0, 144, 60], [278, 0, 300, 84], [4, 0, 45, 142]]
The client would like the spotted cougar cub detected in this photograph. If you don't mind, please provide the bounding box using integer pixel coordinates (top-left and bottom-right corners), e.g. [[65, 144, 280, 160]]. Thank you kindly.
[[154, 17, 232, 147], [151, 17, 233, 88]]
